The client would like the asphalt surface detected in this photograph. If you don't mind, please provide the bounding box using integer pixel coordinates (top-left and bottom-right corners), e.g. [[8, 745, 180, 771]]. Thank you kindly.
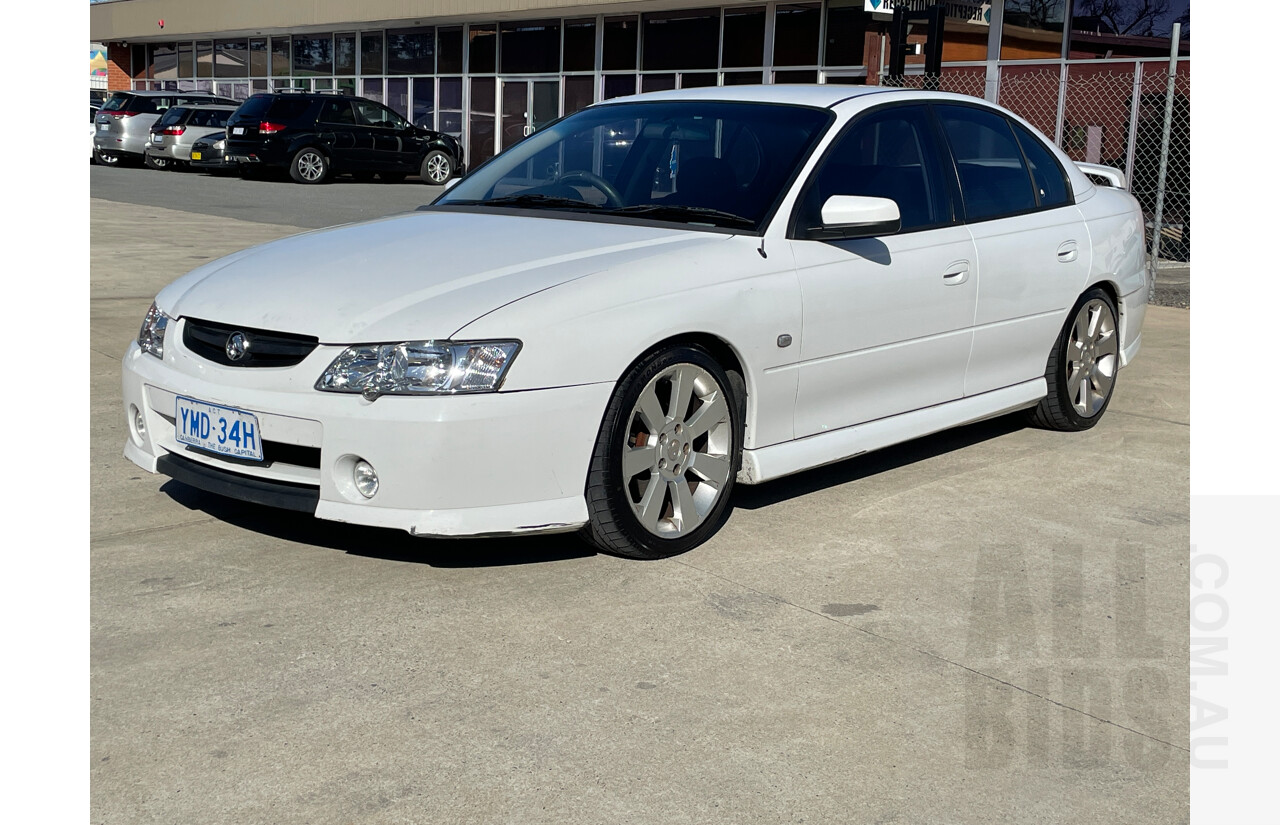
[[90, 167, 1190, 824]]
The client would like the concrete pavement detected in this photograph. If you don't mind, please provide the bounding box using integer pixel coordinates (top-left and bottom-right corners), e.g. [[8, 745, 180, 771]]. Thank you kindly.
[[91, 196, 1189, 824]]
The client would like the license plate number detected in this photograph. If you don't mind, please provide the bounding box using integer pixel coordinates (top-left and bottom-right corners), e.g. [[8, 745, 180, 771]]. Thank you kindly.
[[191, 151, 202, 160], [232, 126, 245, 135], [152, 134, 163, 143], [98, 123, 108, 131], [175, 397, 263, 461]]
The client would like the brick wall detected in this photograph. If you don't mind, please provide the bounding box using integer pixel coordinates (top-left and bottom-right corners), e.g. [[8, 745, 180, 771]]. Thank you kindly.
[[107, 43, 133, 91]]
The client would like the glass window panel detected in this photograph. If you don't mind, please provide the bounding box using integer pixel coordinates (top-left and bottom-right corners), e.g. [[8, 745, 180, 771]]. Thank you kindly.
[[131, 45, 147, 78], [178, 42, 193, 78], [940, 16, 989, 62], [270, 38, 290, 77], [361, 32, 384, 75], [195, 41, 213, 78], [386, 78, 409, 117], [470, 77, 497, 165], [603, 74, 636, 99], [1068, 0, 1189, 58], [336, 77, 356, 96], [564, 19, 596, 72], [1011, 120, 1071, 208], [362, 77, 383, 103], [292, 35, 333, 77], [824, 2, 869, 67], [642, 73, 676, 93], [564, 75, 595, 115], [315, 78, 334, 91], [151, 43, 178, 80], [724, 70, 763, 85], [249, 39, 268, 76], [603, 17, 638, 71], [438, 27, 463, 74], [774, 69, 818, 83], [438, 76, 463, 137], [722, 7, 765, 68], [215, 40, 248, 78], [774, 4, 821, 66], [1001, 0, 1067, 60], [412, 77, 435, 128], [936, 105, 1038, 220], [252, 79, 269, 94], [681, 72, 718, 88], [642, 9, 719, 71], [500, 20, 560, 74], [388, 28, 434, 75], [334, 34, 356, 75], [470, 25, 497, 74]]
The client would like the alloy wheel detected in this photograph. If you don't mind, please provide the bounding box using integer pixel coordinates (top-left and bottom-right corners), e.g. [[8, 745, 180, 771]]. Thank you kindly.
[[425, 155, 450, 183], [297, 152, 325, 182], [1064, 298, 1118, 417], [622, 363, 733, 537]]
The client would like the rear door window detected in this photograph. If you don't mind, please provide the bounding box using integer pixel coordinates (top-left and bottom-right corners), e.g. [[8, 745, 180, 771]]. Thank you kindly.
[[266, 97, 312, 121], [936, 104, 1038, 222], [189, 109, 232, 128], [318, 99, 357, 125], [1009, 120, 1071, 209], [102, 93, 133, 111], [156, 107, 187, 128]]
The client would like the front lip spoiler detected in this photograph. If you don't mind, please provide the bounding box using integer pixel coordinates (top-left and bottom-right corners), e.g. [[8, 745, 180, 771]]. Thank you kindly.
[[156, 452, 319, 513]]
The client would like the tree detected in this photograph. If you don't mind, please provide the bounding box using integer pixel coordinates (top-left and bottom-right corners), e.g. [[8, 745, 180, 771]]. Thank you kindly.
[[1074, 0, 1176, 38]]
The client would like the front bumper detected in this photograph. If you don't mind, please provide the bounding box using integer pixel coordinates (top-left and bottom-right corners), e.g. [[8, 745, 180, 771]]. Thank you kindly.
[[121, 324, 614, 537]]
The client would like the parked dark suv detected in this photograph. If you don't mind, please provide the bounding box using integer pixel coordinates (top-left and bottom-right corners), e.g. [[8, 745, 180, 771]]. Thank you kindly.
[[224, 92, 464, 185]]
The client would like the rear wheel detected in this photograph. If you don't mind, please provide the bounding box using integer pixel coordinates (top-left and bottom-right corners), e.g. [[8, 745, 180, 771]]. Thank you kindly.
[[94, 147, 120, 167], [289, 147, 329, 184], [582, 345, 743, 559], [420, 150, 453, 185], [1027, 287, 1120, 431]]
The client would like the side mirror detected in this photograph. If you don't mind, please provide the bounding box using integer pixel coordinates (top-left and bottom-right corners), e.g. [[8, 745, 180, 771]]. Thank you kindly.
[[805, 195, 901, 240]]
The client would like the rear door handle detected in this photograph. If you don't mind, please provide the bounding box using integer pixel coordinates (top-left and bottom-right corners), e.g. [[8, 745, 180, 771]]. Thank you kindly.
[[942, 260, 970, 285], [1057, 241, 1079, 263]]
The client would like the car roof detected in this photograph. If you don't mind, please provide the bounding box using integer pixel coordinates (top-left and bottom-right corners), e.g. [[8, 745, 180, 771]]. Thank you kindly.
[[110, 90, 223, 98], [183, 103, 238, 110]]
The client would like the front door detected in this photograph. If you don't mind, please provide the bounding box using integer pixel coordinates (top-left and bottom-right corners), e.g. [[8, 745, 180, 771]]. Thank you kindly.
[[789, 104, 978, 437], [499, 79, 560, 155]]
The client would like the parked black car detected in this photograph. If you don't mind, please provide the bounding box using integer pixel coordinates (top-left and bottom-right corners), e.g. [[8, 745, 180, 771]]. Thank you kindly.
[[224, 92, 464, 185], [189, 135, 234, 174]]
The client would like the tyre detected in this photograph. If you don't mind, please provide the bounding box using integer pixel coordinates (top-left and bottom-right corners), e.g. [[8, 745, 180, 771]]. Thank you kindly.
[[419, 150, 454, 185], [379, 172, 407, 183], [144, 153, 171, 171], [94, 147, 120, 167], [289, 147, 329, 184], [582, 345, 743, 559], [1027, 287, 1120, 431]]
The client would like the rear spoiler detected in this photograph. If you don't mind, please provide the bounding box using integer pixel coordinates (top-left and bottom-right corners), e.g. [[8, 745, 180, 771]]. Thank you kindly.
[[1076, 162, 1127, 190]]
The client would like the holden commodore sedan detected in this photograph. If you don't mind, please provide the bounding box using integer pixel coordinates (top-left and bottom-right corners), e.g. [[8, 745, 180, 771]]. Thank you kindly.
[[122, 86, 1147, 559]]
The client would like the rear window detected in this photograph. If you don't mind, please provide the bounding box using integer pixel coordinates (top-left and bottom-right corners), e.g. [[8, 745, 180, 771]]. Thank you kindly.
[[102, 93, 132, 111], [235, 95, 310, 121], [234, 95, 275, 119], [190, 109, 231, 128], [103, 93, 159, 114], [156, 107, 187, 127]]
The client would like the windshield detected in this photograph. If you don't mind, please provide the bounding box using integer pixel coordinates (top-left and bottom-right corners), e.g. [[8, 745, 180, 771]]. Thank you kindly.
[[436, 100, 832, 232]]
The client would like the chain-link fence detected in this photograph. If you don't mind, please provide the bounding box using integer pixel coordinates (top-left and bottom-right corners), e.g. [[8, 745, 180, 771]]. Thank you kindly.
[[882, 55, 1190, 263]]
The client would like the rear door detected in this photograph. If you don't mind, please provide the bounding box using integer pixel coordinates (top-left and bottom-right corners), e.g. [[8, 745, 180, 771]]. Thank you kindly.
[[933, 103, 1090, 396], [315, 98, 363, 168]]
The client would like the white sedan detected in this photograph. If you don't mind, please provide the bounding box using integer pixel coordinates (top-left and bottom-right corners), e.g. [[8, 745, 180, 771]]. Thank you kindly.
[[122, 85, 1147, 559]]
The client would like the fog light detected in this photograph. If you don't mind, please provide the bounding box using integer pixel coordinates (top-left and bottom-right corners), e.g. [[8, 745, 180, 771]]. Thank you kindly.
[[353, 460, 379, 498], [133, 407, 146, 437]]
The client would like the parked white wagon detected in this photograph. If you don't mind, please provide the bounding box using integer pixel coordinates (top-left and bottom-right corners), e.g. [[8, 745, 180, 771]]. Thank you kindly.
[[122, 85, 1147, 559]]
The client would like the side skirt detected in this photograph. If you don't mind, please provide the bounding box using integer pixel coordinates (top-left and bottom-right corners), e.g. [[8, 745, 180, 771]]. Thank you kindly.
[[738, 378, 1046, 485]]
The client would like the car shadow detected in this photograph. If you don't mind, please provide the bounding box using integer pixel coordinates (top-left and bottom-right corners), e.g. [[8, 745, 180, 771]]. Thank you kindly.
[[731, 412, 1028, 510], [158, 481, 596, 567], [156, 412, 1028, 565]]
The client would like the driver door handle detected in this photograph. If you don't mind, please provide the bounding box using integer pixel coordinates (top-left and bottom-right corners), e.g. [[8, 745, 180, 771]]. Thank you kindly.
[[942, 261, 970, 285]]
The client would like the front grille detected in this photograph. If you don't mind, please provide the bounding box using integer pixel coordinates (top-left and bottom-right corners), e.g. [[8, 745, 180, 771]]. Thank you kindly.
[[183, 318, 318, 368]]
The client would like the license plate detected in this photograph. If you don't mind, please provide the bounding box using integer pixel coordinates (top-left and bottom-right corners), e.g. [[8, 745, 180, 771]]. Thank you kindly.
[[232, 126, 245, 135], [191, 151, 202, 160], [152, 134, 163, 143], [174, 396, 263, 461], [97, 123, 108, 131]]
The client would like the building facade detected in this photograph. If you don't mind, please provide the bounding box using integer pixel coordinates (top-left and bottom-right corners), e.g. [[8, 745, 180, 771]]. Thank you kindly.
[[89, 0, 1189, 169]]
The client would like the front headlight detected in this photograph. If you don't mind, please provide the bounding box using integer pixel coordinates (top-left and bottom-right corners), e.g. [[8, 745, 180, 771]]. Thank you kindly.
[[137, 302, 171, 359], [316, 340, 521, 400]]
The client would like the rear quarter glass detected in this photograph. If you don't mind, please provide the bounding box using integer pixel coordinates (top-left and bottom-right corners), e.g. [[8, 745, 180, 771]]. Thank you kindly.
[[267, 98, 312, 120]]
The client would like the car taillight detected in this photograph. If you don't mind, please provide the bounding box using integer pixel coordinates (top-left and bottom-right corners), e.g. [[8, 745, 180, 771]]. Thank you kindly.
[[259, 122, 287, 135], [102, 110, 140, 119], [162, 126, 186, 136]]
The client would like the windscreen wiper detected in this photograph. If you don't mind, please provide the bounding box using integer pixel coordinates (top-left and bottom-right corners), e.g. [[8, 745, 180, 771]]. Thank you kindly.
[[604, 204, 755, 229], [463, 194, 602, 210]]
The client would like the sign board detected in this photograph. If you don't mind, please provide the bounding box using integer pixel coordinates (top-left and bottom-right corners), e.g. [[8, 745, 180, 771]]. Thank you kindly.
[[864, 1, 991, 25]]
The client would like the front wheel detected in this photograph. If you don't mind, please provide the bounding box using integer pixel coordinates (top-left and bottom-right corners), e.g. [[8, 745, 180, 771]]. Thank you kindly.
[[1027, 287, 1120, 431], [419, 150, 454, 185], [289, 147, 329, 184], [582, 345, 743, 559]]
